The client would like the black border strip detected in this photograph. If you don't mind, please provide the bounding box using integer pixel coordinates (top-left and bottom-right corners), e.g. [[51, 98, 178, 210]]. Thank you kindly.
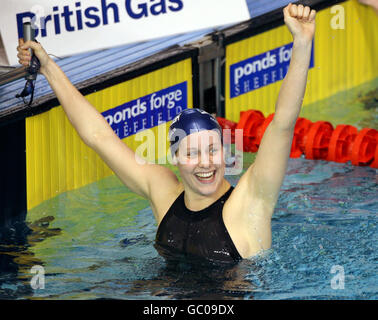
[[191, 53, 200, 108], [0, 118, 27, 228]]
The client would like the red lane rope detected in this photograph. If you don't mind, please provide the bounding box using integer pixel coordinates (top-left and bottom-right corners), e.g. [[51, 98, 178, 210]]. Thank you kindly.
[[217, 111, 377, 168]]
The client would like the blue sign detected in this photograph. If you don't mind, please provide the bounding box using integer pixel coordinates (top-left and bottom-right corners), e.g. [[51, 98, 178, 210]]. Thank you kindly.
[[230, 41, 314, 98], [102, 81, 187, 139]]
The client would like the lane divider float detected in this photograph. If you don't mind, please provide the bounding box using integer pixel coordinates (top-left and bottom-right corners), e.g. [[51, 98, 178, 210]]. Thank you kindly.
[[217, 111, 377, 168]]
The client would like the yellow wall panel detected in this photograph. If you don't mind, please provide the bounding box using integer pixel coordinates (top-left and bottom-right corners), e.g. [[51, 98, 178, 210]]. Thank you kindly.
[[26, 58, 193, 210], [225, 0, 378, 122]]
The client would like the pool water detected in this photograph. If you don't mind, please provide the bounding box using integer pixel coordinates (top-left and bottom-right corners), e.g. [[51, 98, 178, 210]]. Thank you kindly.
[[0, 81, 377, 300], [0, 154, 376, 300]]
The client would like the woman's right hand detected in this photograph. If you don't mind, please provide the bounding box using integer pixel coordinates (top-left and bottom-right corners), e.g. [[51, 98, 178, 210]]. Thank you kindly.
[[17, 38, 51, 75]]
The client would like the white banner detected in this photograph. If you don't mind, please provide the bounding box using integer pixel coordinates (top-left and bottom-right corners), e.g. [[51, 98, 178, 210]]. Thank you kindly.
[[0, 0, 250, 66]]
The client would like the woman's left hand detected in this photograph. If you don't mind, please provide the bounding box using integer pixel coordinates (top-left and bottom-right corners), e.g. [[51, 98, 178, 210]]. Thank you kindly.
[[283, 3, 316, 43]]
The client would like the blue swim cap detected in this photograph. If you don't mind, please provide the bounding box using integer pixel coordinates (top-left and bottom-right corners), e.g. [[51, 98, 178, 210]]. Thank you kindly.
[[168, 108, 222, 156]]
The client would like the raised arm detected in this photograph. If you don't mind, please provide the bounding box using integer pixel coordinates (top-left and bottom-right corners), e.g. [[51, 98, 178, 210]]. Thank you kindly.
[[18, 39, 119, 146], [224, 4, 316, 257], [246, 3, 316, 212], [17, 40, 179, 214]]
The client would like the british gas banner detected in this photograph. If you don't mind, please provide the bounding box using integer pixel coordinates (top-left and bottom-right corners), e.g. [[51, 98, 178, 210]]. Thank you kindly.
[[102, 81, 187, 139], [0, 0, 250, 66]]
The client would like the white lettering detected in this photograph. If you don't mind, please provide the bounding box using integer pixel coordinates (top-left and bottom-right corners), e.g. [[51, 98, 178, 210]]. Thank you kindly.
[[30, 265, 45, 290], [330, 265, 345, 289], [330, 5, 345, 29]]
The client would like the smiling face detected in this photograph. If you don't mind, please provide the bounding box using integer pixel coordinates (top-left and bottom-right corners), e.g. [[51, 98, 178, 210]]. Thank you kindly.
[[174, 130, 225, 196]]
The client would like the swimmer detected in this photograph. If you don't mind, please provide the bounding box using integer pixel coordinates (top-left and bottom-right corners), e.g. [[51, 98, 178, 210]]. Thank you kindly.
[[17, 3, 316, 263]]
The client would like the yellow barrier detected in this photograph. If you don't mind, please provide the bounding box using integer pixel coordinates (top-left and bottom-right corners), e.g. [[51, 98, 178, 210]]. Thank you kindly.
[[225, 0, 378, 122], [26, 58, 193, 210]]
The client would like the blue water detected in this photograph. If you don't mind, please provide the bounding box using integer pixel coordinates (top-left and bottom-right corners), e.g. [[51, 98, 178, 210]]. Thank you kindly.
[[0, 155, 376, 300]]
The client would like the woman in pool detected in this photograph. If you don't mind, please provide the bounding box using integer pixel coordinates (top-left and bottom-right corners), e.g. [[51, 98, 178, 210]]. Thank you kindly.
[[17, 4, 316, 263]]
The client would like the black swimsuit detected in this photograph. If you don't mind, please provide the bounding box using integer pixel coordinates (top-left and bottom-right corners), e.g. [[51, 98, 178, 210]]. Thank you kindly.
[[154, 186, 242, 263]]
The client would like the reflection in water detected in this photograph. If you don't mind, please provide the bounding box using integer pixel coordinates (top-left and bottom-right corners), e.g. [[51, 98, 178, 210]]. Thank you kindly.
[[123, 251, 263, 299], [0, 217, 61, 299]]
